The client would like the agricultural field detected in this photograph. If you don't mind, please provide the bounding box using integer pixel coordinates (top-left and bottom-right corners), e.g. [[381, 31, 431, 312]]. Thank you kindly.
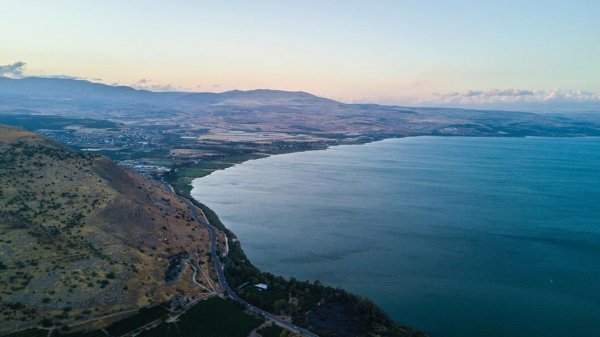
[[136, 297, 262, 337]]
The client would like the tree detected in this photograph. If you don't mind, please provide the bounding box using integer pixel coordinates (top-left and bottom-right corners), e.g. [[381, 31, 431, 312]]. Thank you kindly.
[[273, 299, 287, 314]]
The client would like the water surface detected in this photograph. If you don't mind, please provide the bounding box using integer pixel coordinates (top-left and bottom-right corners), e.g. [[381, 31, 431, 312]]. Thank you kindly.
[[191, 137, 600, 337]]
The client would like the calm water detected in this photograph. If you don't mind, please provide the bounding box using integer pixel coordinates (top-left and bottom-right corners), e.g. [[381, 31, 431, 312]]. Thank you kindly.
[[191, 137, 600, 337]]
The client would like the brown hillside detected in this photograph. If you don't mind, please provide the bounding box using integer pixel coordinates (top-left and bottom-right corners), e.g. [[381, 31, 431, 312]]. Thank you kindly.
[[0, 126, 217, 333]]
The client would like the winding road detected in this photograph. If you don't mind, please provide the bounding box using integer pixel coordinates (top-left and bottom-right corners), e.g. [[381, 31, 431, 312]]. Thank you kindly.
[[182, 197, 319, 337]]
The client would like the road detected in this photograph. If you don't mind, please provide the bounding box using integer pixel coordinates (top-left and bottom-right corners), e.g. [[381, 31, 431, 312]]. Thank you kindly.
[[182, 197, 320, 337]]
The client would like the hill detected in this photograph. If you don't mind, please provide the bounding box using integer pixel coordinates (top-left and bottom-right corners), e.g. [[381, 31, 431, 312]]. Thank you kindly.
[[0, 77, 182, 104], [0, 126, 217, 334], [2, 76, 599, 139]]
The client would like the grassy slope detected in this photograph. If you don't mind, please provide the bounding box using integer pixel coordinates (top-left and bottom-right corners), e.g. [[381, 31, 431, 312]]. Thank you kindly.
[[0, 126, 215, 334]]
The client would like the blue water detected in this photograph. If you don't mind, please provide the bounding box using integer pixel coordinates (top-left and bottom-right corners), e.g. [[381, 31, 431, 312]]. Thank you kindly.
[[191, 137, 600, 337]]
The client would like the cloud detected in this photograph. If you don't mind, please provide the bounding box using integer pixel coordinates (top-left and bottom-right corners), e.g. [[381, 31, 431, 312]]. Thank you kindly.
[[429, 88, 600, 105], [43, 74, 85, 80], [0, 62, 104, 82], [496, 89, 534, 96], [131, 78, 179, 92], [421, 88, 600, 112], [0, 61, 26, 78], [146, 84, 179, 91]]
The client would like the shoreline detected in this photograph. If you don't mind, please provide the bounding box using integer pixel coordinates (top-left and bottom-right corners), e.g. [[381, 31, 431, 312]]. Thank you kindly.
[[170, 137, 430, 337], [185, 133, 598, 183], [181, 195, 426, 337], [171, 134, 597, 337]]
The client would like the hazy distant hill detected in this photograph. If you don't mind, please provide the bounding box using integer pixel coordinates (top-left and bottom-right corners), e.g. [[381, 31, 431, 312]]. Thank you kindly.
[[174, 89, 340, 107], [0, 126, 215, 333], [1, 76, 599, 138], [0, 76, 183, 104], [0, 77, 332, 107]]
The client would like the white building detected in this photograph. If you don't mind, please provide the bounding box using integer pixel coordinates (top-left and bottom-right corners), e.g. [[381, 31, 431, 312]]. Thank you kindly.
[[254, 283, 268, 290]]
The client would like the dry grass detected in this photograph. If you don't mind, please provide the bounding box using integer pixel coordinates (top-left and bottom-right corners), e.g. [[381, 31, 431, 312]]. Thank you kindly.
[[0, 126, 216, 334]]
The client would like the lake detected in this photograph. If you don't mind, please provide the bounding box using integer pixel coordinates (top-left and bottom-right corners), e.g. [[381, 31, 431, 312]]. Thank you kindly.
[[191, 137, 600, 337]]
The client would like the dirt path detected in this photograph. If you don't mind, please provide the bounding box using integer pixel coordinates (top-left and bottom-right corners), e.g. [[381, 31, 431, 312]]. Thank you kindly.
[[67, 308, 138, 328], [248, 322, 269, 337]]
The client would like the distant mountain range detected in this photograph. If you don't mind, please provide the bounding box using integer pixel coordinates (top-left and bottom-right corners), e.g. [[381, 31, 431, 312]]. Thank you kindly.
[[0, 76, 336, 107], [1, 76, 599, 138], [0, 76, 179, 103]]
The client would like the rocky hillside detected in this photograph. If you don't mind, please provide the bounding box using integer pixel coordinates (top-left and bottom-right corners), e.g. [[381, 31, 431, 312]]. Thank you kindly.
[[0, 126, 216, 333]]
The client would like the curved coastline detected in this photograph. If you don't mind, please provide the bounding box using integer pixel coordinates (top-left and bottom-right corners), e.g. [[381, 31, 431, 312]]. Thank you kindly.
[[185, 189, 426, 337], [185, 137, 428, 337], [186, 136, 597, 336]]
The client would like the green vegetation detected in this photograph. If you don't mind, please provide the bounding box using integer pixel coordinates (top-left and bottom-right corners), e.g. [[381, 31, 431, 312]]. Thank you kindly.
[[0, 137, 124, 326], [62, 330, 108, 337], [257, 324, 286, 337], [136, 297, 261, 337], [177, 297, 261, 337], [0, 114, 121, 131], [167, 162, 233, 196], [57, 298, 260, 337], [241, 286, 288, 309], [164, 152, 266, 196], [189, 200, 425, 337], [105, 305, 169, 336], [136, 322, 179, 337]]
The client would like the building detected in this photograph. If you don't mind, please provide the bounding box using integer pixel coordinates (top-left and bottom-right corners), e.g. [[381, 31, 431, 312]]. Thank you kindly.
[[254, 283, 268, 291]]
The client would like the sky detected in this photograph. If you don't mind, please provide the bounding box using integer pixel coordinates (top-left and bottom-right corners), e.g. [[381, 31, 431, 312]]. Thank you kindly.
[[1, 0, 599, 110]]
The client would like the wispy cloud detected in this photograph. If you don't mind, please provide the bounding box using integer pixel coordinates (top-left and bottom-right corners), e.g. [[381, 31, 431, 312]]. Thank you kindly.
[[43, 74, 103, 81], [0, 61, 26, 78], [416, 88, 600, 112], [430, 88, 600, 104], [1, 61, 105, 82], [131, 78, 179, 92]]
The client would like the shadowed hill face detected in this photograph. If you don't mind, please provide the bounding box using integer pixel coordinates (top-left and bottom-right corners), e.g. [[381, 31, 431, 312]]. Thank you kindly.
[[0, 126, 214, 333]]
